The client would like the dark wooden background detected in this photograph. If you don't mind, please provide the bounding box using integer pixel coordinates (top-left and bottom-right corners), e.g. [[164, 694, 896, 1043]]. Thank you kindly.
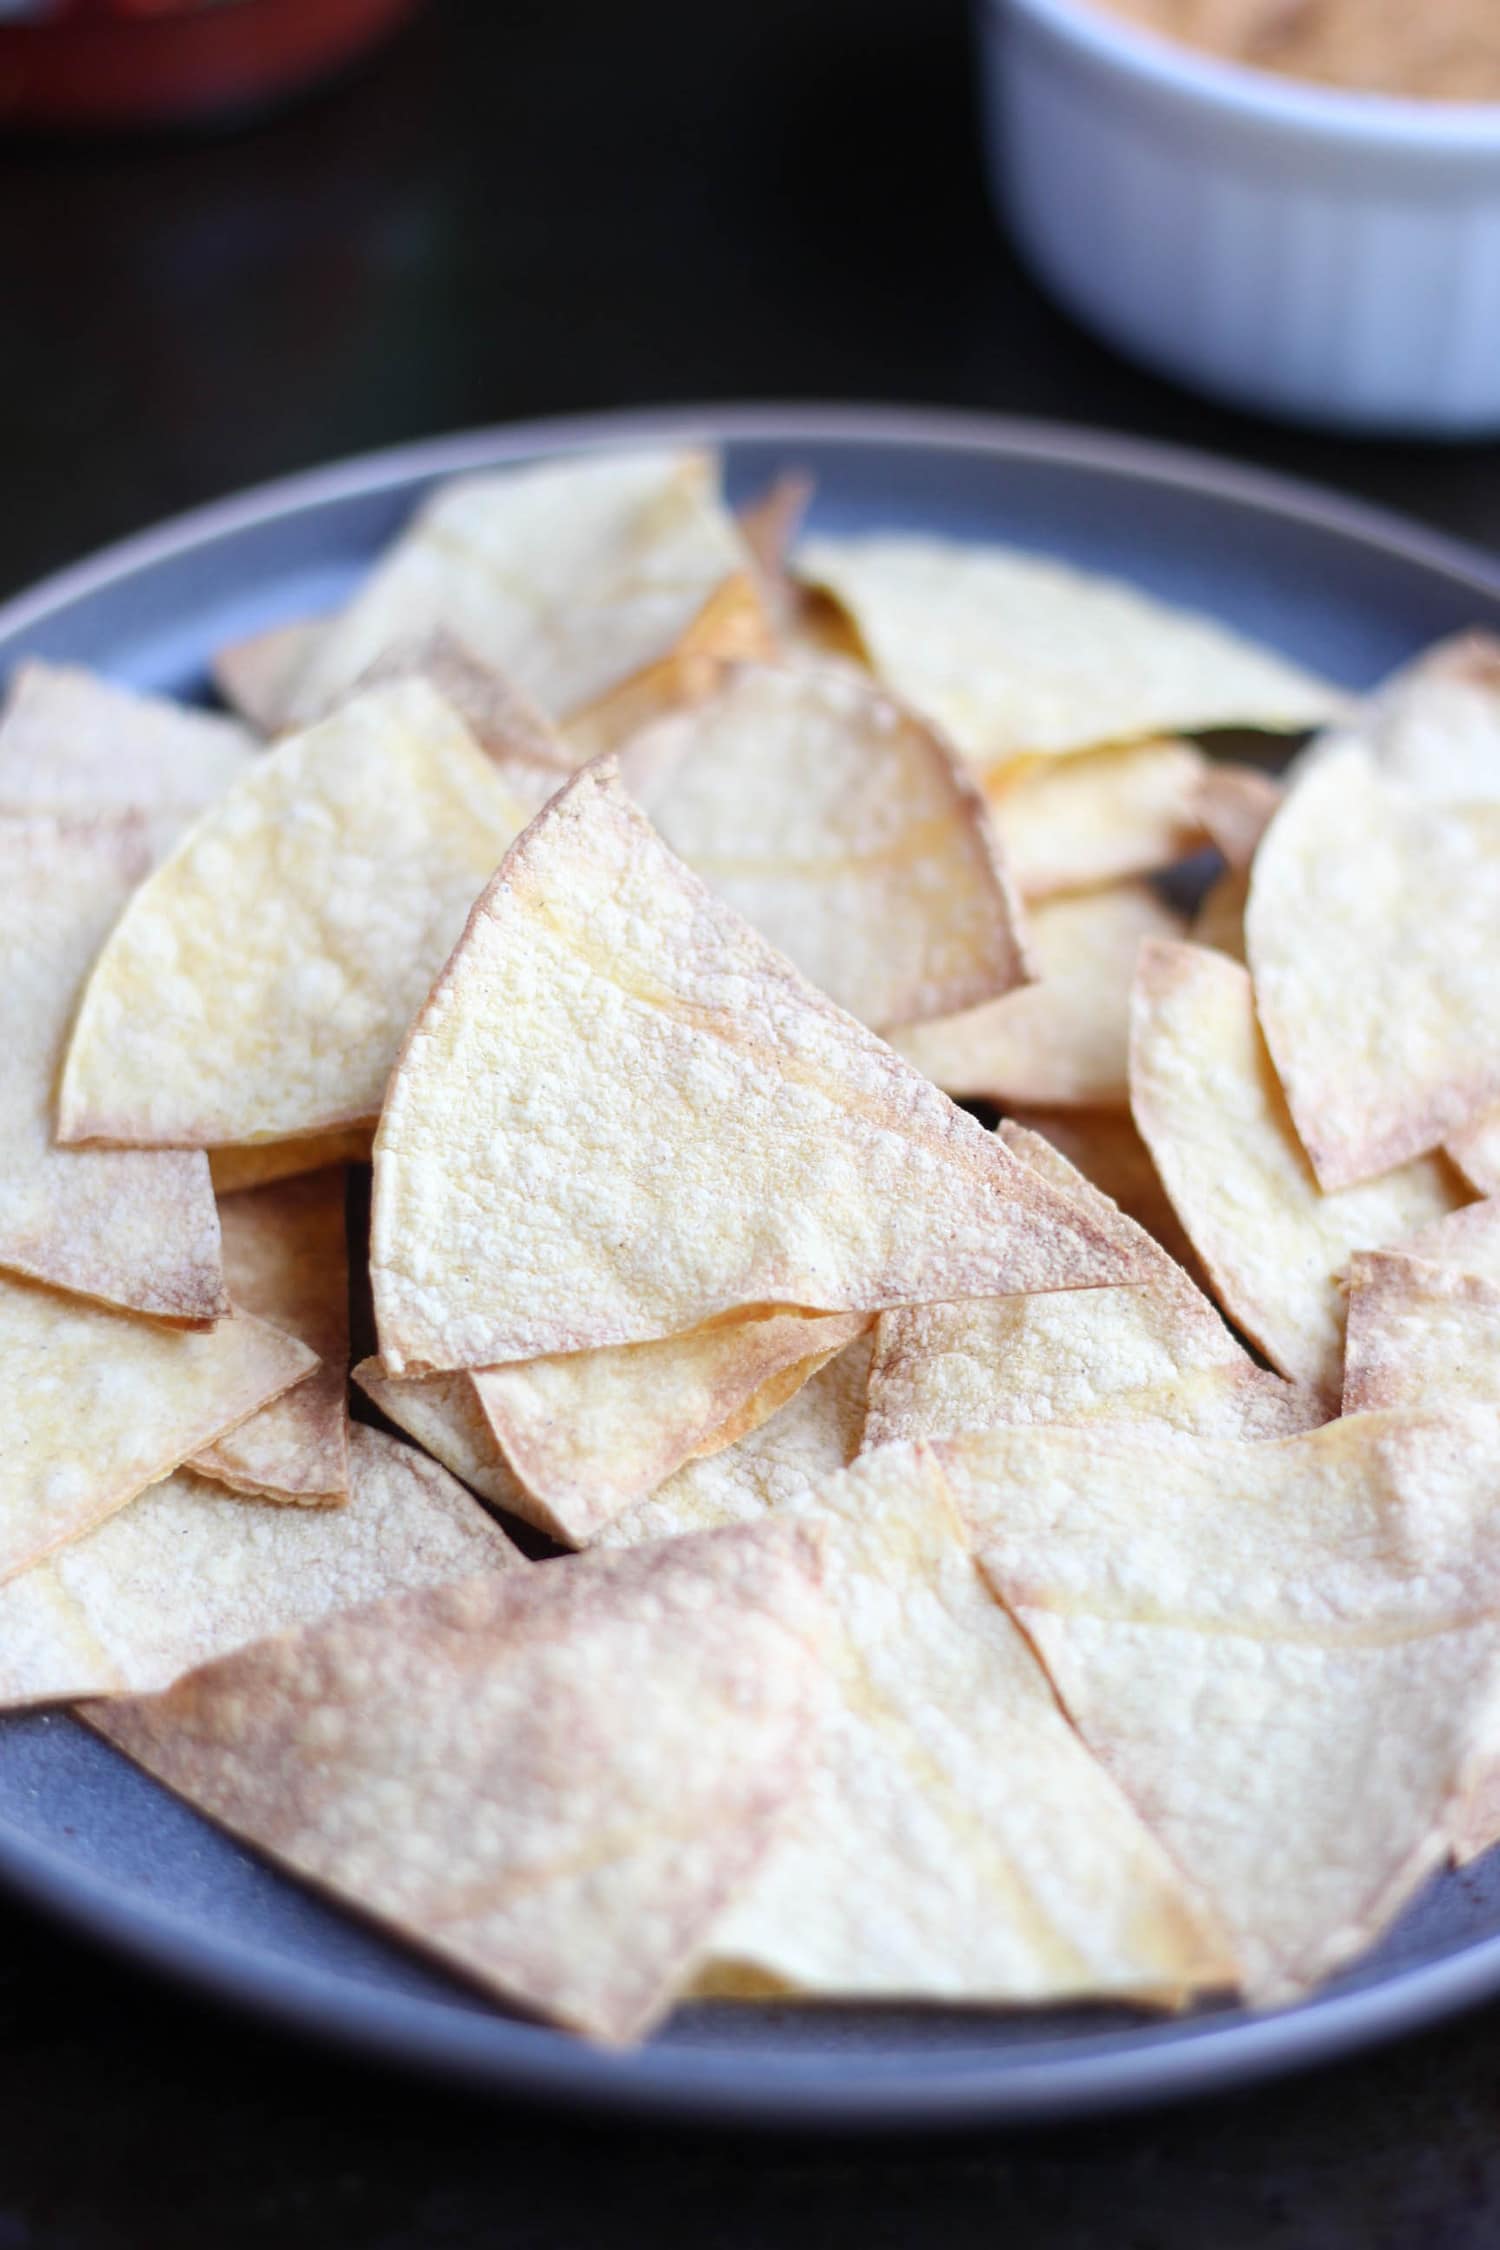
[[1, 3, 1498, 2240]]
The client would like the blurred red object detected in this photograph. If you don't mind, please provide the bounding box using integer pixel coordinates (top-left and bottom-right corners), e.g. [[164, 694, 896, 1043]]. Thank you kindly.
[[0, 0, 424, 127]]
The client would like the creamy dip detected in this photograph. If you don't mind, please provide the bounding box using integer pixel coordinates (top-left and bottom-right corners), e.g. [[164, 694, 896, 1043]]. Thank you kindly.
[[1092, 0, 1500, 101]]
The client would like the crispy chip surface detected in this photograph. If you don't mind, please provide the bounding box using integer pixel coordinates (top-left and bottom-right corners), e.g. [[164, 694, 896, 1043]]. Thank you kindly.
[[1003, 1106, 1202, 1275], [621, 662, 1027, 1031], [1130, 941, 1462, 1400], [58, 679, 542, 1149], [1303, 633, 1500, 803], [0, 662, 257, 827], [895, 882, 1184, 1108], [0, 816, 226, 1321], [94, 1523, 826, 2044], [371, 763, 1138, 1374], [0, 1425, 519, 1710], [1342, 1253, 1500, 1417], [796, 534, 1341, 770], [352, 1358, 529, 1518], [987, 738, 1207, 898]]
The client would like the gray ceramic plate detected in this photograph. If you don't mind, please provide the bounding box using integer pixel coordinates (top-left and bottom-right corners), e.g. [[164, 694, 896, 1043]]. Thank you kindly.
[[4, 405, 1500, 2130]]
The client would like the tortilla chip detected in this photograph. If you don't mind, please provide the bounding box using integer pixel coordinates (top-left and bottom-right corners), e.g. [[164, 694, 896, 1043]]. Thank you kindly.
[[736, 473, 813, 625], [696, 1444, 1230, 2005], [558, 575, 774, 764], [1130, 941, 1463, 1401], [795, 533, 1342, 771], [987, 738, 1208, 898], [0, 816, 226, 1323], [0, 662, 257, 830], [895, 882, 1184, 1108], [621, 661, 1027, 1032], [1246, 748, 1500, 1189], [1193, 763, 1283, 868], [188, 1170, 350, 1507], [1301, 632, 1500, 803], [94, 1522, 827, 2044], [1447, 1107, 1500, 1197], [0, 1425, 520, 1710], [1190, 864, 1250, 962], [0, 1276, 315, 1585], [353, 634, 574, 773], [285, 449, 759, 737], [352, 1357, 529, 1518], [1398, 1197, 1500, 1282], [208, 1128, 374, 1195], [212, 620, 325, 736], [949, 1413, 1500, 2002], [1341, 1252, 1500, 1419], [57, 679, 543, 1150], [470, 1311, 870, 1546], [371, 761, 1140, 1375], [1003, 1106, 1202, 1276], [864, 1124, 1318, 1450]]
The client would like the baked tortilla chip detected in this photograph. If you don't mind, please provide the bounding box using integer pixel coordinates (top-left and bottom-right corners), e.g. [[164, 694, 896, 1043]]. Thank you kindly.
[[1302, 632, 1500, 804], [1193, 762, 1283, 869], [0, 1425, 519, 1710], [987, 738, 1207, 898], [353, 633, 575, 773], [188, 1170, 350, 1507], [371, 762, 1140, 1374], [895, 882, 1183, 1108], [1398, 1197, 1500, 1281], [621, 662, 1027, 1031], [949, 1414, 1500, 2002], [209, 1128, 374, 1195], [212, 620, 324, 736], [0, 816, 226, 1322], [285, 449, 760, 738], [1130, 941, 1463, 1400], [864, 1124, 1318, 1450], [58, 679, 543, 1149], [1190, 864, 1250, 962], [1246, 748, 1500, 1189], [0, 1276, 315, 1584], [696, 1444, 1230, 2006], [796, 533, 1342, 771], [1447, 1107, 1500, 1197], [0, 662, 256, 831], [352, 1357, 528, 1518], [470, 1311, 869, 1546], [1004, 1106, 1201, 1276], [94, 1523, 826, 2044], [1342, 1252, 1500, 1418]]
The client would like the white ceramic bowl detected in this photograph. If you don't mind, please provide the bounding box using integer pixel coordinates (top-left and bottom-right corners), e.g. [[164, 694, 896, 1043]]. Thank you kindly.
[[980, 0, 1500, 435]]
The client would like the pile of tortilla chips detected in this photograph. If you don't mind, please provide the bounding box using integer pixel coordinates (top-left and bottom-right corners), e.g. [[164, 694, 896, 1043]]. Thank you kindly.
[[13, 445, 1500, 2046]]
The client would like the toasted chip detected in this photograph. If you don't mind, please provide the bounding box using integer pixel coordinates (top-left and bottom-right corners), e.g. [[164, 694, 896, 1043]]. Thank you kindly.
[[208, 1128, 375, 1195], [94, 1523, 826, 2044], [371, 762, 1139, 1374], [948, 1414, 1500, 2001], [0, 1425, 520, 1710], [352, 1357, 528, 1518], [1399, 1197, 1500, 1282], [696, 1444, 1230, 2006], [558, 576, 774, 764], [58, 679, 543, 1150], [1447, 1107, 1500, 1197], [1190, 864, 1249, 962], [353, 634, 574, 771], [621, 662, 1027, 1031], [795, 534, 1341, 771], [1193, 762, 1283, 869], [895, 882, 1184, 1108], [471, 1312, 870, 1546], [0, 662, 257, 830], [1303, 632, 1500, 803], [0, 1277, 315, 1584], [864, 1124, 1318, 1450], [1342, 1253, 1500, 1419], [0, 816, 226, 1322], [987, 738, 1208, 898], [1246, 749, 1500, 1189], [1004, 1106, 1202, 1276], [735, 473, 814, 639], [1130, 941, 1463, 1400], [212, 620, 324, 736], [188, 1171, 350, 1506], [286, 450, 759, 738]]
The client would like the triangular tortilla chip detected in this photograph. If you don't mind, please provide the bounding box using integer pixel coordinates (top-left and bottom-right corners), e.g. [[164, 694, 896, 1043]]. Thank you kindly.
[[696, 1444, 1231, 2005], [93, 1522, 826, 2044], [352, 634, 574, 772], [1399, 1197, 1500, 1280], [0, 815, 226, 1322], [1190, 864, 1249, 962], [57, 679, 543, 1149], [948, 1414, 1500, 2001], [470, 1311, 869, 1546], [1246, 747, 1500, 1189], [212, 620, 325, 736], [208, 1128, 374, 1195], [620, 661, 1027, 1032], [371, 761, 1140, 1374], [1004, 1106, 1202, 1277], [1193, 762, 1283, 869], [986, 738, 1207, 898], [560, 574, 774, 763], [0, 662, 257, 829], [735, 473, 816, 644], [895, 882, 1184, 1108], [0, 1425, 520, 1710], [1342, 1252, 1500, 1418], [1130, 941, 1463, 1401], [0, 1275, 315, 1584], [1447, 1106, 1500, 1196], [188, 1170, 350, 1506], [864, 1124, 1318, 1450], [285, 449, 760, 737], [352, 1357, 529, 1519], [795, 533, 1342, 772], [1300, 632, 1500, 804]]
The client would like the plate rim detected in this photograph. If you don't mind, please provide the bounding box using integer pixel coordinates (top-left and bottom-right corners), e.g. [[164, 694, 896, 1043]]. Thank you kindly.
[[6, 399, 1500, 2132]]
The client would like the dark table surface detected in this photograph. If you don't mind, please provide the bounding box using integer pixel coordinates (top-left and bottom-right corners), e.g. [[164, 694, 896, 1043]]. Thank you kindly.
[[1, 3, 1499, 2242]]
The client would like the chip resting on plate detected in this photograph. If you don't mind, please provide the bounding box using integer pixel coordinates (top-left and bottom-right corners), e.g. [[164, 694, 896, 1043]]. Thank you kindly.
[[57, 678, 550, 1150], [1, 1426, 519, 1710], [948, 1414, 1500, 2001], [371, 760, 1139, 1373], [94, 1522, 827, 2044], [620, 661, 1027, 1031], [0, 662, 257, 834], [1300, 632, 1500, 804], [986, 737, 1208, 898], [0, 814, 226, 1322], [1130, 940, 1463, 1400]]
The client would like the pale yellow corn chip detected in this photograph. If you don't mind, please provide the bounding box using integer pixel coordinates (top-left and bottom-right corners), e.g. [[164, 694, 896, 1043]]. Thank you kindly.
[[1300, 632, 1500, 803], [352, 1357, 528, 1519], [209, 1128, 374, 1195], [987, 738, 1207, 898], [1003, 1106, 1202, 1277], [1190, 864, 1250, 962], [1342, 1253, 1500, 1418], [1398, 1197, 1500, 1282], [0, 662, 256, 827], [1193, 762, 1283, 868], [212, 620, 324, 736]]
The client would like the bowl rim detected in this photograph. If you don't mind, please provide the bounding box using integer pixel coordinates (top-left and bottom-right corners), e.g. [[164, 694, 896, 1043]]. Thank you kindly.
[[992, 0, 1500, 150]]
